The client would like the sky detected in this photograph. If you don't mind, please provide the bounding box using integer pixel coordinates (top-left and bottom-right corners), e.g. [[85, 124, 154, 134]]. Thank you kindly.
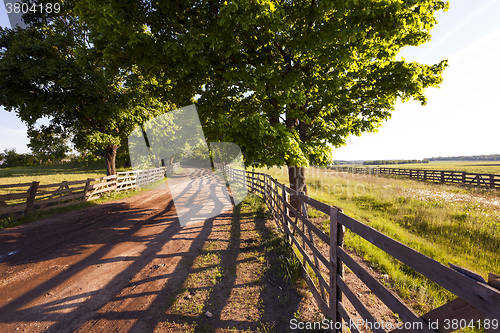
[[1, 0, 499, 161]]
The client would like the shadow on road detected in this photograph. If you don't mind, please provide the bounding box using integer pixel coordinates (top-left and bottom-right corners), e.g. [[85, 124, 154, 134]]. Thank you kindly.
[[0, 178, 309, 332]]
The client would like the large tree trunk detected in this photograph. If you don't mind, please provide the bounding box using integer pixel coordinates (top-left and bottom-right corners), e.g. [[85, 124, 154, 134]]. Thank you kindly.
[[105, 144, 119, 176], [287, 164, 308, 215], [284, 108, 310, 214]]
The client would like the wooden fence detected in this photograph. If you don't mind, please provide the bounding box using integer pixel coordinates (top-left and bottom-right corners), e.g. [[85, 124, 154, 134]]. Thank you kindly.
[[332, 166, 500, 189], [0, 163, 180, 217], [224, 166, 500, 332]]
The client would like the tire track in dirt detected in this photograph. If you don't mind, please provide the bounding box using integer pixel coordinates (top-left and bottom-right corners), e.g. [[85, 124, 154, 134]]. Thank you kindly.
[[0, 186, 226, 332]]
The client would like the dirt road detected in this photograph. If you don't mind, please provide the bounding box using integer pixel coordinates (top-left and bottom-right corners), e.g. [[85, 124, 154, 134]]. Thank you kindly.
[[0, 188, 227, 332]]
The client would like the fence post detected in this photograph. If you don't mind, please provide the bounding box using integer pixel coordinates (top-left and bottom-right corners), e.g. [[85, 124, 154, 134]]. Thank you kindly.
[[281, 184, 290, 242], [440, 171, 445, 183], [83, 178, 92, 201], [246, 170, 249, 191], [329, 206, 344, 329], [264, 176, 269, 204], [489, 273, 500, 290], [491, 175, 496, 189], [251, 172, 255, 193], [337, 212, 345, 328], [25, 181, 39, 215], [486, 274, 500, 333], [462, 172, 466, 184]]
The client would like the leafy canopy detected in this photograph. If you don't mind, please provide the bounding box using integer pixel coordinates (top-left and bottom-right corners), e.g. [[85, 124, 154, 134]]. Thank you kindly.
[[74, 0, 449, 168], [0, 2, 173, 174]]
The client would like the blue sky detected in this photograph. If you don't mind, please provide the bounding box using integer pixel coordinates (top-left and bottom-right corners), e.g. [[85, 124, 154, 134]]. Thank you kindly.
[[1, 1, 499, 160]]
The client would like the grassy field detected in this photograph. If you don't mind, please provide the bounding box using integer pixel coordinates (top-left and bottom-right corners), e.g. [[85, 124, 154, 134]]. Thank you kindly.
[[0, 164, 139, 229], [0, 186, 149, 229], [257, 166, 500, 316], [354, 161, 500, 175], [0, 164, 132, 185]]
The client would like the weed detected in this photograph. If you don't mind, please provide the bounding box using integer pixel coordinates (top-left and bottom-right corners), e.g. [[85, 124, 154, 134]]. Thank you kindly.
[[280, 255, 302, 284]]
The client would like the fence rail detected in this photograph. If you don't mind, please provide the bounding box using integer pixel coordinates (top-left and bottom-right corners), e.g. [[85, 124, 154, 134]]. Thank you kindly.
[[332, 166, 500, 189], [0, 163, 180, 216], [224, 166, 500, 332]]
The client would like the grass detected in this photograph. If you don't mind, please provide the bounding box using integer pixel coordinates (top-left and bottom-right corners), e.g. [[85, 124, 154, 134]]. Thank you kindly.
[[0, 163, 144, 229], [345, 161, 500, 175], [0, 164, 169, 229], [0, 186, 149, 229], [258, 166, 500, 317], [0, 164, 113, 184]]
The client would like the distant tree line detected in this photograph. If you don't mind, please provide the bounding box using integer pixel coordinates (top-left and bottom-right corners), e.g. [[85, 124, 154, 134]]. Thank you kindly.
[[0, 149, 40, 167], [361, 154, 500, 166], [0, 145, 131, 169], [427, 154, 500, 161], [332, 161, 363, 165], [363, 159, 429, 165], [0, 148, 91, 168]]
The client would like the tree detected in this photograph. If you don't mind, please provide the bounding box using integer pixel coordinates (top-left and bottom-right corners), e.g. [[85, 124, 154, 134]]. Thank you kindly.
[[0, 148, 38, 167], [74, 0, 448, 208], [27, 126, 70, 164], [0, 1, 171, 175]]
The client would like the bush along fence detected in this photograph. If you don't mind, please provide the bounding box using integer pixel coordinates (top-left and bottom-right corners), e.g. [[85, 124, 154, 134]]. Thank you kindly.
[[0, 163, 180, 217], [224, 166, 500, 332], [332, 166, 500, 189]]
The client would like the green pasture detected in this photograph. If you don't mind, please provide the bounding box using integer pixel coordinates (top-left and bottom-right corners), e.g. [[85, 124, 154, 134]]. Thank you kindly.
[[258, 166, 500, 317], [0, 164, 111, 186], [0, 164, 139, 229]]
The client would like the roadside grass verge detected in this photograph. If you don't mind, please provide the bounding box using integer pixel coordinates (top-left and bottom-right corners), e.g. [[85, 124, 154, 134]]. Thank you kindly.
[[157, 195, 321, 333], [258, 167, 500, 317]]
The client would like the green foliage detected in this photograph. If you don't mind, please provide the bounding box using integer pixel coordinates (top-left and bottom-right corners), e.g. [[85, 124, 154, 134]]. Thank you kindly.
[[263, 232, 303, 284], [429, 154, 500, 161], [280, 253, 302, 284], [0, 3, 173, 174], [68, 152, 107, 170], [0, 148, 39, 167], [73, 0, 449, 169], [27, 126, 70, 164], [363, 159, 426, 165]]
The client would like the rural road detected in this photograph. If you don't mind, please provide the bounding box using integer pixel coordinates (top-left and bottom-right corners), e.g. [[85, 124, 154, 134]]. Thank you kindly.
[[0, 168, 235, 332], [165, 167, 234, 226]]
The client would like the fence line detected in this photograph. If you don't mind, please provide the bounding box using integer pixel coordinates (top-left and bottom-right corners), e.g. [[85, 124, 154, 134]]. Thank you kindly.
[[0, 163, 180, 216], [224, 166, 500, 332], [331, 166, 500, 189]]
